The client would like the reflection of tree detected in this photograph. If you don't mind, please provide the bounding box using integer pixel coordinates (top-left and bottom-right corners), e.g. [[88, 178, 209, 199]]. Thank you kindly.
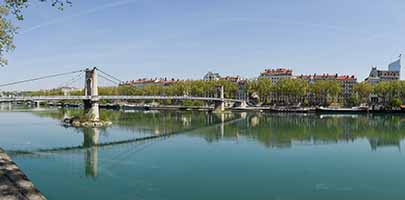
[[33, 109, 405, 152], [34, 109, 238, 136], [191, 113, 405, 150], [368, 138, 400, 151]]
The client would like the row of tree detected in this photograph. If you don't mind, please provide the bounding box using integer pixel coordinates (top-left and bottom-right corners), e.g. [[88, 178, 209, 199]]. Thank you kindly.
[[352, 81, 405, 108], [20, 79, 405, 108], [247, 78, 342, 106]]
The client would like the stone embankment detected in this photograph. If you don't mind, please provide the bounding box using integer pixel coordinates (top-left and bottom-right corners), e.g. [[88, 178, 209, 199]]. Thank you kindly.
[[0, 148, 46, 200]]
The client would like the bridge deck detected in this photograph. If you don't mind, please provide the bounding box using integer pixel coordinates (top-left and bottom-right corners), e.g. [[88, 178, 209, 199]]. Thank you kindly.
[[0, 148, 46, 200], [0, 96, 243, 103]]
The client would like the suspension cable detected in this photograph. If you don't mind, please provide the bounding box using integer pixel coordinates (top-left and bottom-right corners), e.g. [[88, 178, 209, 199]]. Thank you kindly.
[[95, 68, 123, 83], [59, 73, 84, 88], [99, 74, 120, 85], [0, 70, 84, 88]]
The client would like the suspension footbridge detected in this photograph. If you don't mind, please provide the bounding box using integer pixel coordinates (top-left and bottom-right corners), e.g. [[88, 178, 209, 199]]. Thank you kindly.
[[0, 67, 247, 120]]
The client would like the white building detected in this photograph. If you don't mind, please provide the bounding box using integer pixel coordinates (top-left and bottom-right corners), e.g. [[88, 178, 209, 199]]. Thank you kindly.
[[203, 72, 221, 81], [365, 56, 401, 85]]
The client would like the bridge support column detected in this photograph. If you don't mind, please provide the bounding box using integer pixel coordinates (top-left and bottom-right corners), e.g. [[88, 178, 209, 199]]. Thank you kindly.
[[214, 85, 225, 112], [83, 68, 100, 122]]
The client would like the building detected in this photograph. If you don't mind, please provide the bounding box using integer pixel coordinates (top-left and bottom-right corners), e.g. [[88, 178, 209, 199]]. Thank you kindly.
[[337, 75, 358, 101], [220, 75, 242, 83], [388, 54, 402, 72], [260, 68, 293, 84], [203, 73, 247, 100], [365, 56, 401, 85], [59, 87, 80, 96], [365, 67, 400, 85], [203, 72, 221, 81], [297, 73, 357, 105], [122, 78, 178, 88]]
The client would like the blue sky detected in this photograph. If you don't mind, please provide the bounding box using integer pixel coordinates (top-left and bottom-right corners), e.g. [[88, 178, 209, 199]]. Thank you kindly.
[[1, 0, 405, 90]]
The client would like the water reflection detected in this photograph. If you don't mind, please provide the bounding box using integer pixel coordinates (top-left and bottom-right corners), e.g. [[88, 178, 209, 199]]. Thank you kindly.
[[7, 110, 405, 178], [6, 109, 405, 200], [83, 128, 99, 177], [0, 103, 13, 111], [23, 110, 240, 177], [186, 113, 405, 151], [15, 110, 405, 153]]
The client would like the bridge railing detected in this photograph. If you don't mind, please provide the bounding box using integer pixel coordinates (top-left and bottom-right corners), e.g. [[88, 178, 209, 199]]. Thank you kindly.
[[0, 95, 243, 102]]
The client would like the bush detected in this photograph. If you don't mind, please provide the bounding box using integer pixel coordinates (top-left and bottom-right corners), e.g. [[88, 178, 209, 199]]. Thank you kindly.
[[348, 95, 360, 107], [390, 98, 402, 108]]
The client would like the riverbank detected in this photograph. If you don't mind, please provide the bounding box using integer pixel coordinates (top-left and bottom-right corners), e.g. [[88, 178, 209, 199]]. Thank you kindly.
[[0, 148, 46, 200]]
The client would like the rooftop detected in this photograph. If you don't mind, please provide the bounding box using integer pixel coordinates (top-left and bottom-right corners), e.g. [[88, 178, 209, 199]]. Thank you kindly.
[[297, 73, 356, 80], [261, 68, 293, 76], [123, 78, 179, 86]]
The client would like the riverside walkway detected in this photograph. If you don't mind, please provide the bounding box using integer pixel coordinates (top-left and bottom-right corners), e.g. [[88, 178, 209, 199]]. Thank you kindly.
[[0, 148, 46, 200]]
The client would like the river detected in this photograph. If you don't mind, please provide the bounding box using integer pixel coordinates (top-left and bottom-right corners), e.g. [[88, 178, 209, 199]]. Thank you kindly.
[[1, 106, 405, 200]]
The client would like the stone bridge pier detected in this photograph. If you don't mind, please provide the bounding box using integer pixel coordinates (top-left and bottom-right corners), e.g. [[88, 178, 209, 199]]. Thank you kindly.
[[214, 85, 225, 112], [84, 68, 100, 121]]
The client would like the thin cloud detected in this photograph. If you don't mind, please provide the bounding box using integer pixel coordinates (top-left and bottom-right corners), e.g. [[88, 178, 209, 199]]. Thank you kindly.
[[21, 0, 138, 34], [222, 16, 376, 39]]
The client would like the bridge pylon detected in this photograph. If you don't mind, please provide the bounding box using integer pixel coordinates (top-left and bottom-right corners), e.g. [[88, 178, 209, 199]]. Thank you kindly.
[[214, 85, 225, 112], [84, 67, 100, 121]]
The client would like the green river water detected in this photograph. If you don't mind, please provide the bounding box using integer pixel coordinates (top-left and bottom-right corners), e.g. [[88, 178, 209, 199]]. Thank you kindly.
[[1, 106, 405, 200]]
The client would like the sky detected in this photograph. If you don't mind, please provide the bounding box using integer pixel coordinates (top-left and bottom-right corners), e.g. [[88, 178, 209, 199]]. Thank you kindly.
[[1, 0, 405, 90]]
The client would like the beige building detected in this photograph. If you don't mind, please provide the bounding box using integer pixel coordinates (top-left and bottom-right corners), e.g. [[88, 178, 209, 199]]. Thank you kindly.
[[260, 68, 293, 84]]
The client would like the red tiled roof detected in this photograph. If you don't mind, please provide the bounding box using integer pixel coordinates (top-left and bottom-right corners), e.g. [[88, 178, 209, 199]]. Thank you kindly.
[[123, 78, 180, 85], [336, 75, 356, 80], [261, 68, 292, 76], [297, 74, 356, 80], [220, 76, 241, 82]]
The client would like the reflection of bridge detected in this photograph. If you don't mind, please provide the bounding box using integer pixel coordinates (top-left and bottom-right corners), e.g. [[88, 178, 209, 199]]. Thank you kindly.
[[0, 68, 246, 120], [7, 113, 243, 177]]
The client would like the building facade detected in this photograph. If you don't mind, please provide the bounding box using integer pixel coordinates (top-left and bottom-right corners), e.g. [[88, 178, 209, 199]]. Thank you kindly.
[[297, 73, 357, 105], [260, 68, 293, 84], [365, 67, 400, 85], [122, 78, 178, 88], [203, 72, 221, 81], [365, 56, 401, 85]]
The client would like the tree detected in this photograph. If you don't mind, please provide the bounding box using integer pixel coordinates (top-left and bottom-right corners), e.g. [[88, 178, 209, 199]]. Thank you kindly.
[[309, 80, 341, 106], [274, 78, 308, 105], [0, 0, 71, 66], [256, 77, 272, 104], [373, 81, 390, 107], [348, 94, 360, 107], [353, 82, 372, 104]]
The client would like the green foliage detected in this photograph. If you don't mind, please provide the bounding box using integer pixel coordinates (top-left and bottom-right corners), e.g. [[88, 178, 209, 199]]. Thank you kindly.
[[274, 78, 308, 104], [0, 0, 71, 66], [5, 0, 71, 20], [309, 80, 341, 106], [255, 77, 272, 103], [353, 82, 372, 104], [390, 98, 402, 108], [22, 88, 63, 96], [0, 6, 16, 66], [348, 94, 360, 107], [373, 81, 405, 107]]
